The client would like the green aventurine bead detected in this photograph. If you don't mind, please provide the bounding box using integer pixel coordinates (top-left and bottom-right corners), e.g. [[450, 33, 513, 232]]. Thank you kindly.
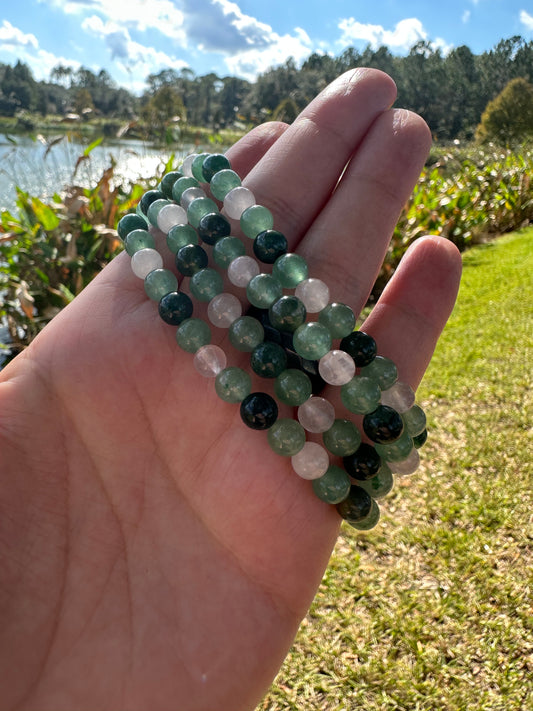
[[240, 205, 274, 239], [361, 355, 398, 390], [341, 376, 381, 414], [191, 152, 210, 182], [353, 462, 393, 500], [402, 404, 427, 437], [159, 171, 183, 199], [176, 318, 211, 353], [210, 169, 241, 201], [250, 341, 287, 378], [189, 268, 224, 302], [318, 302, 356, 339], [312, 465, 351, 504], [202, 153, 231, 182], [347, 498, 380, 530], [124, 229, 155, 256], [144, 269, 178, 301], [229, 316, 264, 352], [172, 176, 199, 202], [267, 418, 306, 456], [187, 197, 219, 228], [215, 366, 251, 403], [246, 273, 282, 309], [323, 419, 361, 456], [118, 213, 147, 240], [272, 253, 309, 288], [269, 296, 306, 332], [213, 236, 246, 267], [274, 369, 312, 406], [375, 430, 413, 462], [147, 198, 170, 227], [167, 224, 198, 253], [293, 322, 332, 360]]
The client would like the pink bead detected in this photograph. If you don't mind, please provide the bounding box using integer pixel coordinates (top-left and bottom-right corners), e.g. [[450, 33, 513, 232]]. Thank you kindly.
[[193, 345, 227, 378]]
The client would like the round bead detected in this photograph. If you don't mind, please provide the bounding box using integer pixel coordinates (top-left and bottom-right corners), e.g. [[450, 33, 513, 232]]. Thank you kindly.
[[295, 278, 330, 313], [297, 396, 335, 434], [193, 344, 227, 378], [354, 462, 394, 500], [240, 204, 274, 239], [374, 430, 413, 462], [291, 442, 329, 480], [246, 274, 283, 309], [144, 269, 178, 301], [118, 213, 147, 240], [312, 465, 351, 505], [224, 186, 255, 220], [272, 253, 309, 288], [124, 229, 155, 256], [210, 169, 241, 201], [190, 268, 224, 302], [269, 296, 306, 333], [156, 203, 187, 233], [213, 237, 246, 268], [215, 366, 252, 404], [345, 498, 380, 530], [322, 419, 361, 457], [363, 405, 404, 444], [147, 198, 170, 227], [413, 429, 428, 448], [180, 154, 197, 177], [187, 197, 218, 228], [131, 247, 163, 278], [402, 404, 427, 437], [181, 187, 207, 210], [361, 355, 398, 390], [159, 171, 183, 199], [318, 350, 356, 386], [339, 330, 377, 366], [319, 302, 356, 339], [167, 224, 198, 253], [202, 153, 231, 182], [267, 419, 306, 456], [139, 189, 165, 216], [229, 316, 264, 352], [172, 176, 199, 203], [388, 448, 420, 476], [176, 318, 211, 353], [343, 443, 381, 480], [158, 291, 193, 325], [240, 392, 278, 430], [191, 152, 210, 182], [250, 342, 287, 378], [293, 322, 332, 360], [340, 376, 381, 415], [198, 213, 231, 245], [253, 230, 288, 264], [176, 244, 208, 276], [274, 369, 313, 406], [227, 255, 260, 287], [336, 485, 373, 523], [207, 293, 242, 328], [380, 381, 416, 413]]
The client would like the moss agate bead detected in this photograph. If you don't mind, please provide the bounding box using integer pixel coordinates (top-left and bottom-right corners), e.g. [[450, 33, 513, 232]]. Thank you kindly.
[[293, 322, 332, 360], [124, 228, 155, 256], [176, 318, 211, 353], [354, 462, 393, 500], [272, 253, 308, 288], [253, 230, 288, 264], [139, 189, 165, 216], [341, 376, 381, 415], [323, 419, 361, 457], [274, 369, 312, 406], [202, 153, 231, 182], [159, 170, 183, 199], [176, 244, 208, 276], [267, 419, 306, 456], [343, 442, 381, 480], [213, 236, 246, 267], [250, 342, 287, 378], [363, 405, 404, 444], [246, 273, 283, 309], [346, 498, 380, 530], [229, 316, 264, 352], [167, 224, 198, 253], [198, 213, 231, 245], [340, 331, 377, 366], [240, 204, 274, 239], [215, 367, 251, 403], [269, 296, 306, 333], [158, 291, 193, 325], [375, 430, 413, 462], [240, 392, 278, 430], [318, 302, 356, 339], [210, 169, 241, 201], [118, 213, 147, 240], [172, 176, 199, 203], [312, 465, 351, 505], [361, 355, 398, 390], [144, 269, 178, 301], [336, 485, 373, 523], [190, 268, 224, 302]]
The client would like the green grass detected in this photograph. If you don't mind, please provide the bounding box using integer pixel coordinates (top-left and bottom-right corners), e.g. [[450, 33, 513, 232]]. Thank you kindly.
[[259, 229, 533, 711]]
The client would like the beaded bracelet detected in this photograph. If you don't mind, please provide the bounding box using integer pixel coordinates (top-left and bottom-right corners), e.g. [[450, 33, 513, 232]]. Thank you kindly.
[[117, 152, 428, 530]]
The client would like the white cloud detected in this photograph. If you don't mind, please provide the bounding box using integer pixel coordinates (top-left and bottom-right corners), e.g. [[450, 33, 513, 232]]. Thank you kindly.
[[462, 10, 471, 24], [337, 16, 450, 54], [0, 20, 38, 49], [520, 10, 533, 32]]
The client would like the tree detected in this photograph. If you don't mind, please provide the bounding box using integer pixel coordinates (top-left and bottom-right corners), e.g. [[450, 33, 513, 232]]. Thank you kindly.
[[475, 77, 533, 144], [141, 85, 186, 133]]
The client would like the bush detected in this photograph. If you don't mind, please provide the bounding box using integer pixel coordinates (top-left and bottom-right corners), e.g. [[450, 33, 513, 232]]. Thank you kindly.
[[476, 77, 533, 144]]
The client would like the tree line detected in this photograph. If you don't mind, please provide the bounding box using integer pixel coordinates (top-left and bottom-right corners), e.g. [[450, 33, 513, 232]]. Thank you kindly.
[[1, 35, 533, 141]]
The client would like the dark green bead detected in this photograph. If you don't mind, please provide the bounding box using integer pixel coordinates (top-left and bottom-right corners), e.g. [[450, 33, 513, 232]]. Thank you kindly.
[[139, 189, 165, 215], [172, 176, 199, 203], [253, 229, 288, 264], [191, 152, 210, 182], [343, 443, 381, 480], [229, 316, 264, 352], [354, 463, 393, 500], [117, 213, 147, 240], [319, 303, 356, 339], [167, 224, 198, 254], [189, 268, 224, 302], [361, 356, 398, 390], [159, 171, 183, 199], [124, 228, 155, 256], [293, 322, 332, 360], [198, 213, 231, 245], [176, 318, 211, 353], [312, 465, 351, 504], [363, 405, 404, 444], [339, 331, 377, 366], [274, 369, 312, 406], [272, 253, 308, 288], [346, 498, 380, 530], [267, 419, 306, 456], [246, 274, 283, 309], [240, 205, 274, 239], [336, 485, 373, 523], [250, 341, 287, 378], [202, 153, 231, 182], [215, 367, 251, 403], [212, 236, 246, 268], [144, 269, 178, 301], [413, 429, 428, 448], [340, 376, 381, 414], [323, 419, 361, 457], [158, 291, 193, 325], [240, 392, 278, 430], [176, 244, 208, 276], [269, 296, 306, 333]]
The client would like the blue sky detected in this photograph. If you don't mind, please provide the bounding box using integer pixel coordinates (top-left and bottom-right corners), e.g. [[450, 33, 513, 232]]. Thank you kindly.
[[1, 0, 532, 93]]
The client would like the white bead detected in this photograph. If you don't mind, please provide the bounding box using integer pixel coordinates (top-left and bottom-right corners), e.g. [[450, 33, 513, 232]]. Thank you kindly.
[[181, 187, 206, 209], [380, 381, 416, 413], [207, 293, 242, 327], [131, 248, 163, 279], [294, 278, 330, 313], [181, 154, 197, 177], [291, 442, 329, 480], [389, 448, 420, 476], [193, 345, 227, 378], [318, 349, 356, 386], [157, 203, 187, 233], [227, 255, 260, 287], [297, 396, 336, 433], [223, 186, 255, 220]]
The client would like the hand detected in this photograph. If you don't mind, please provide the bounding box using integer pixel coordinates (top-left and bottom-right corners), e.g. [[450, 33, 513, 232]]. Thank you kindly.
[[0, 69, 461, 711]]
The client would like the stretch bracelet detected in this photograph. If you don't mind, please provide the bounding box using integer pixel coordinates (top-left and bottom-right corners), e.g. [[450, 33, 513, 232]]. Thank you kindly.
[[117, 151, 428, 530]]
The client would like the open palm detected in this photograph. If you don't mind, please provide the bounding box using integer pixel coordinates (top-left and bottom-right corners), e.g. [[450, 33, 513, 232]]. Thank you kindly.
[[0, 69, 461, 711]]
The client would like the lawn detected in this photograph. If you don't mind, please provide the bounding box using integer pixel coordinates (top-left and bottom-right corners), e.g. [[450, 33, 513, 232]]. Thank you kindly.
[[259, 228, 533, 711]]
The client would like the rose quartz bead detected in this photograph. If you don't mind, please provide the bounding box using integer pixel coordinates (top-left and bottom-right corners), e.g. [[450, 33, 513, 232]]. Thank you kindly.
[[181, 187, 206, 210], [193, 344, 227, 377], [157, 203, 187, 233], [227, 255, 260, 287], [380, 381, 416, 413], [389, 448, 420, 475], [131, 248, 163, 278], [291, 442, 330, 480], [207, 293, 242, 327], [181, 154, 197, 177], [294, 278, 330, 313], [318, 350, 356, 386], [297, 396, 336, 433], [223, 186, 255, 220]]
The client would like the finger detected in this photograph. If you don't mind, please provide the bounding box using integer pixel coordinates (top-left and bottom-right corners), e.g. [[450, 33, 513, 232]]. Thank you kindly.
[[299, 109, 432, 314], [225, 121, 289, 179], [360, 235, 462, 389]]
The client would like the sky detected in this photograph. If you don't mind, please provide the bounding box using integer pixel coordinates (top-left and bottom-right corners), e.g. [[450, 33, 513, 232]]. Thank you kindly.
[[1, 0, 533, 93]]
